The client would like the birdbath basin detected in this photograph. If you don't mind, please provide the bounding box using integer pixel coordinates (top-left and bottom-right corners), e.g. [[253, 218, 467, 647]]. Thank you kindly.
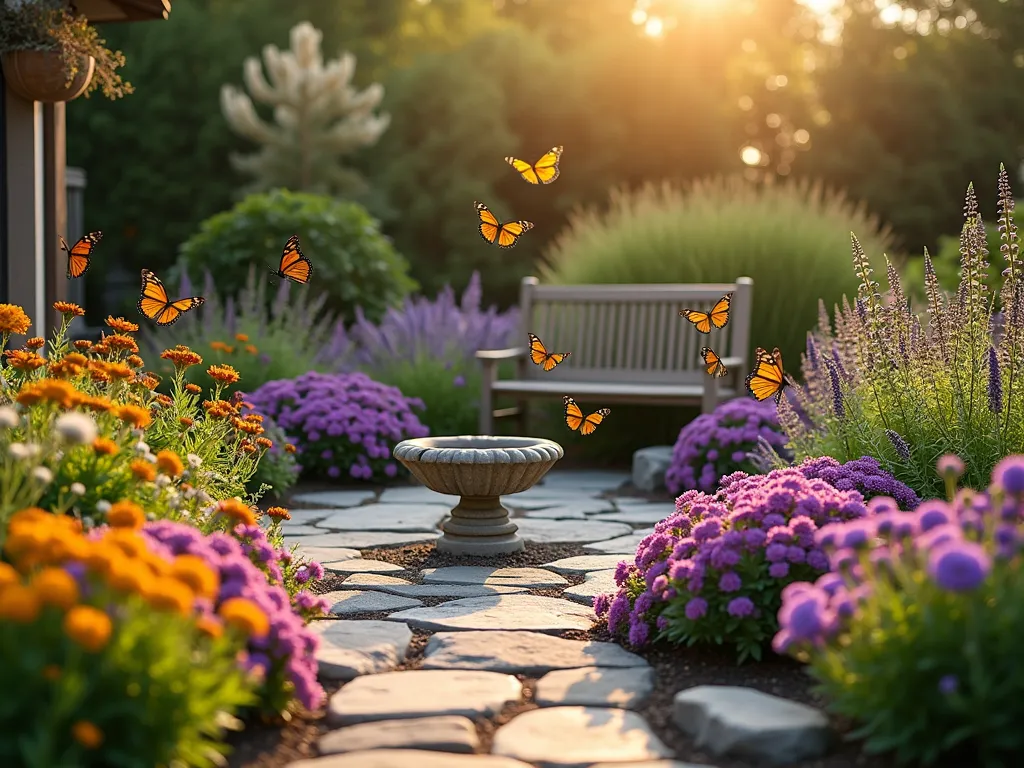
[[392, 435, 564, 556]]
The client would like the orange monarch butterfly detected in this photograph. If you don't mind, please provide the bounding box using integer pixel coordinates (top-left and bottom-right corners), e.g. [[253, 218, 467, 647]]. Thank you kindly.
[[60, 231, 102, 279], [137, 269, 205, 326], [475, 201, 533, 248], [505, 146, 563, 185], [563, 395, 610, 436], [745, 346, 788, 403], [528, 333, 570, 372], [701, 347, 728, 378], [270, 235, 313, 284], [680, 293, 732, 334]]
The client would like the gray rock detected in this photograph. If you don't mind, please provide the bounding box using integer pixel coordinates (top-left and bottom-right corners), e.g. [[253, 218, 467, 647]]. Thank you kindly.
[[513, 518, 632, 544], [270, 508, 331, 525], [583, 528, 656, 554], [284, 531, 439, 549], [377, 486, 459, 504], [322, 590, 423, 615], [290, 489, 377, 507], [422, 630, 648, 675], [537, 470, 628, 491], [387, 594, 595, 634], [562, 570, 618, 605], [326, 669, 522, 726], [347, 574, 527, 599], [286, 751, 535, 768], [421, 566, 567, 588], [277, 524, 327, 537], [288, 545, 362, 564], [632, 445, 675, 493], [591, 504, 676, 525], [535, 666, 656, 708], [322, 559, 406, 575], [316, 503, 447, 533], [318, 715, 479, 755], [492, 706, 673, 767], [542, 555, 630, 574], [311, 619, 413, 681], [672, 685, 832, 765]]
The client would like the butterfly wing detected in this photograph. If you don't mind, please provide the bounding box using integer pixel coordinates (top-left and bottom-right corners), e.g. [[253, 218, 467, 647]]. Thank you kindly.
[[680, 309, 713, 334], [277, 235, 313, 284], [532, 146, 563, 184], [701, 347, 728, 378], [505, 156, 540, 185], [495, 220, 534, 248], [563, 395, 585, 432], [528, 333, 570, 371], [475, 202, 501, 244], [709, 293, 733, 329], [580, 408, 611, 436], [138, 269, 171, 322], [156, 297, 206, 326], [61, 231, 102, 279], [745, 347, 786, 402]]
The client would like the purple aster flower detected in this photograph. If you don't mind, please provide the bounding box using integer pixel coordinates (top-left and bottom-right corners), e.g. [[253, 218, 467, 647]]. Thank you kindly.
[[927, 541, 991, 592], [937, 454, 965, 479], [938, 674, 959, 695], [769, 562, 790, 578], [727, 597, 755, 617], [916, 501, 953, 532], [993, 456, 1024, 495], [719, 572, 742, 592], [684, 597, 708, 620]]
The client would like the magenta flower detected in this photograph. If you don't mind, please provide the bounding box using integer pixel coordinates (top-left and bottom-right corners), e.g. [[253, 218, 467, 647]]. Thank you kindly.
[[927, 541, 991, 592]]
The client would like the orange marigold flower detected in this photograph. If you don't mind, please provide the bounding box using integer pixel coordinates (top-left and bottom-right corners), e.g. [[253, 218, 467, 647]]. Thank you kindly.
[[5, 349, 46, 371], [92, 437, 119, 455], [0, 304, 32, 335], [240, 441, 257, 455], [53, 301, 84, 317], [48, 358, 85, 378], [232, 417, 264, 436], [137, 373, 160, 390], [179, 417, 194, 428], [203, 399, 234, 419], [64, 606, 112, 652], [102, 361, 134, 380], [81, 395, 114, 413], [26, 336, 46, 350], [244, 344, 259, 355], [255, 437, 273, 449], [64, 353, 88, 366], [196, 615, 224, 639], [105, 316, 139, 333], [184, 383, 202, 394], [32, 567, 79, 610], [218, 597, 270, 638], [266, 506, 291, 521], [207, 364, 240, 385], [0, 583, 40, 623], [154, 394, 173, 408], [71, 721, 103, 749], [116, 404, 152, 429], [169, 554, 219, 600], [126, 354, 144, 367], [103, 529, 148, 559], [130, 460, 156, 482], [89, 342, 110, 356], [107, 500, 146, 529], [234, 333, 249, 343], [284, 443, 297, 454], [160, 345, 202, 368], [216, 498, 256, 526], [105, 334, 139, 353], [0, 562, 19, 588], [209, 341, 231, 353], [17, 379, 78, 409], [72, 339, 92, 350], [155, 450, 184, 477], [145, 580, 194, 616]]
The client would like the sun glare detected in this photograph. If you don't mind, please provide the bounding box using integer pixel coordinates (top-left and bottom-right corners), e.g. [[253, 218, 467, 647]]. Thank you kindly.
[[740, 146, 763, 166], [644, 16, 665, 37]]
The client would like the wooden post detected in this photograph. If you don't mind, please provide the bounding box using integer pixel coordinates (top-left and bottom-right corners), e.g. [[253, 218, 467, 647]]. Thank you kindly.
[[43, 101, 68, 337]]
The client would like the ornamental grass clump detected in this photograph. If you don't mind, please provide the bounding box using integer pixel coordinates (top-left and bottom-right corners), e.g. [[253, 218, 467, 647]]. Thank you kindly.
[[665, 397, 787, 494], [775, 455, 1024, 767], [246, 371, 429, 481], [779, 166, 1024, 499], [595, 466, 869, 661], [0, 508, 257, 768]]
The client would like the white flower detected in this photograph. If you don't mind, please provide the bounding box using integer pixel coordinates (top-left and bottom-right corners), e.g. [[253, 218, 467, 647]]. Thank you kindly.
[[69, 482, 86, 496], [8, 442, 40, 461], [187, 453, 203, 468], [31, 466, 53, 485], [155, 474, 171, 488], [96, 500, 111, 513], [0, 405, 19, 430], [196, 490, 213, 504], [54, 412, 99, 445], [134, 440, 150, 455]]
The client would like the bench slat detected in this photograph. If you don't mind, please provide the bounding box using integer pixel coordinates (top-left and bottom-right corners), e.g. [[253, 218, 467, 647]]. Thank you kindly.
[[492, 379, 737, 400]]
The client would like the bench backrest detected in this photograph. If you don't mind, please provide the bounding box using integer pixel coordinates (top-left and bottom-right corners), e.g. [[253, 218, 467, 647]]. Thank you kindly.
[[519, 277, 753, 385]]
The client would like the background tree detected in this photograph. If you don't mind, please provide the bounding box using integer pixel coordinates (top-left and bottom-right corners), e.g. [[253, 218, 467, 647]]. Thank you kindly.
[[221, 21, 390, 197]]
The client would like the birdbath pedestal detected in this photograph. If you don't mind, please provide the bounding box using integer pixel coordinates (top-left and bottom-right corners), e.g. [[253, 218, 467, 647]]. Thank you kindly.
[[392, 435, 564, 556]]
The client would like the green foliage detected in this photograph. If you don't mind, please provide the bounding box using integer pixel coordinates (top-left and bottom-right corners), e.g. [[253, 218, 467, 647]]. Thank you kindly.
[[779, 167, 1024, 500], [175, 190, 416, 324], [245, 417, 299, 500], [369, 357, 480, 437], [540, 176, 895, 371]]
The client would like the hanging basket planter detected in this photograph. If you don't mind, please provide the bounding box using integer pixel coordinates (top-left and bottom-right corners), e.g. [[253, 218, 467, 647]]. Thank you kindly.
[[1, 48, 95, 103]]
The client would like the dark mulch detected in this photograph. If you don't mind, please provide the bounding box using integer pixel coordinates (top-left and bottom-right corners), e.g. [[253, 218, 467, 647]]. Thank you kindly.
[[357, 540, 593, 572]]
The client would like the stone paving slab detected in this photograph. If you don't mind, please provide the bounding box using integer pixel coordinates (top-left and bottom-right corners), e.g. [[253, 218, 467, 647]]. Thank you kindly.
[[520, 499, 616, 519], [491, 706, 674, 767], [273, 508, 332, 525], [311, 619, 413, 681], [322, 559, 407, 575], [563, 570, 618, 606], [542, 555, 630, 574], [583, 528, 656, 554], [613, 496, 677, 508], [513, 518, 632, 544], [316, 503, 448, 533], [318, 715, 479, 755], [421, 630, 648, 675], [290, 489, 378, 508], [277, 524, 325, 537], [344, 573, 528, 599], [377, 486, 459, 504], [534, 666, 656, 709], [286, 751, 535, 768], [590, 505, 676, 525], [327, 669, 522, 726], [285, 531, 439, 549], [504, 486, 606, 504], [322, 590, 423, 615], [287, 545, 362, 564], [421, 566, 568, 588], [536, 470, 628, 490], [522, 507, 588, 519], [589, 762, 719, 768], [386, 594, 595, 634]]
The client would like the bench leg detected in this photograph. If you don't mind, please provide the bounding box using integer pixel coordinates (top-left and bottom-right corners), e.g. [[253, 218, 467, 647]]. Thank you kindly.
[[479, 365, 495, 435], [701, 376, 720, 414], [516, 398, 529, 435]]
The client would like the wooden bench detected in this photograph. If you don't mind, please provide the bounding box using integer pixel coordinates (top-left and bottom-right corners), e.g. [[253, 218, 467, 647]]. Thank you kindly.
[[476, 276, 754, 434]]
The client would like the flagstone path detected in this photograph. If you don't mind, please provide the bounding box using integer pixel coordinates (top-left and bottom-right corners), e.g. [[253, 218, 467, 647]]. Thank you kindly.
[[282, 470, 832, 768]]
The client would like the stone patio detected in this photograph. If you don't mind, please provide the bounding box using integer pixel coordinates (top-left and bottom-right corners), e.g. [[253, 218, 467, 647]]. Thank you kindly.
[[284, 469, 833, 768]]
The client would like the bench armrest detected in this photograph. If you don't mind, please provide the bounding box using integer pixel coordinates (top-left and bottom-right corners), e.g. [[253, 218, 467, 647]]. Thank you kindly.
[[476, 347, 528, 361], [721, 356, 745, 369]]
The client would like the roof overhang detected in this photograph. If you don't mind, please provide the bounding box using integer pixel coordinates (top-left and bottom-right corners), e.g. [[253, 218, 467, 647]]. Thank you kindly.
[[70, 0, 170, 23]]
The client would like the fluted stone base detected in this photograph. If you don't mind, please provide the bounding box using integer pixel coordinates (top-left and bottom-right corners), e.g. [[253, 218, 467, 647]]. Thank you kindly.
[[436, 496, 524, 556]]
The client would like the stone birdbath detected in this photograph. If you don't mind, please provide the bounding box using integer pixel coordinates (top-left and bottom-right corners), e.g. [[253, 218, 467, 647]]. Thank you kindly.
[[392, 436, 564, 556]]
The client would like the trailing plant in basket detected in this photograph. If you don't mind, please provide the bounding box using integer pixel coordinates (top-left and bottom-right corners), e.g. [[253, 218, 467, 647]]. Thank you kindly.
[[0, 0, 132, 99], [779, 166, 1024, 499]]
